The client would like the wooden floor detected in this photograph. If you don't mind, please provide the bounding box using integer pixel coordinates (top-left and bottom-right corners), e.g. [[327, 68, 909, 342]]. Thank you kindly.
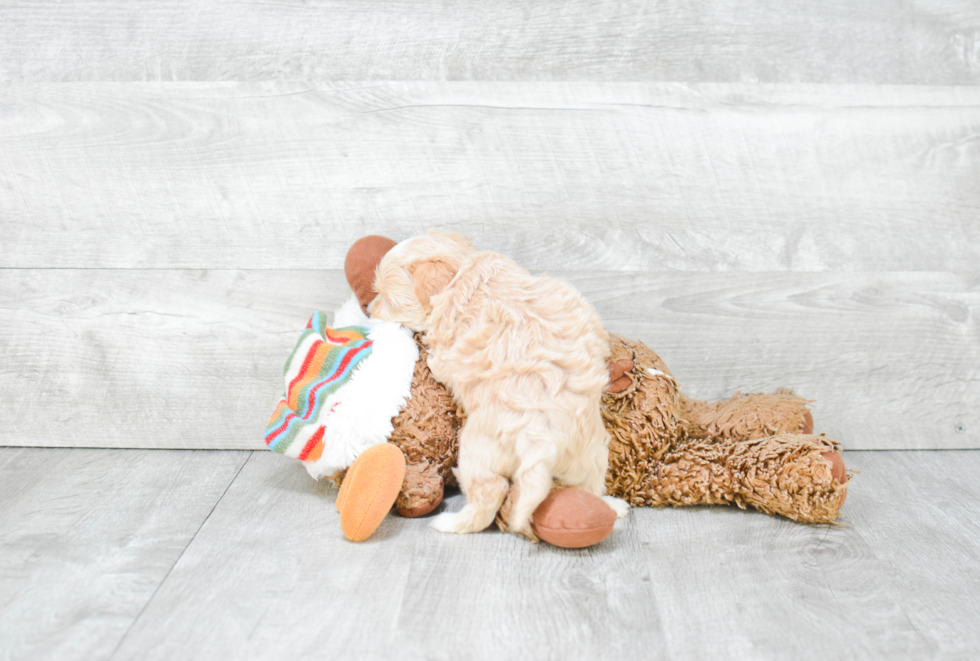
[[2, 448, 978, 661]]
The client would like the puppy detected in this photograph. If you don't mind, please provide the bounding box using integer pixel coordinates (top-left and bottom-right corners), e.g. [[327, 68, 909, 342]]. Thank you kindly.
[[371, 230, 627, 536]]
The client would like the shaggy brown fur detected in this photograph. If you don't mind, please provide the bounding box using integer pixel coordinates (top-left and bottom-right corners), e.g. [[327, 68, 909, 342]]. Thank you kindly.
[[388, 336, 464, 515], [600, 335, 849, 523], [678, 390, 812, 443]]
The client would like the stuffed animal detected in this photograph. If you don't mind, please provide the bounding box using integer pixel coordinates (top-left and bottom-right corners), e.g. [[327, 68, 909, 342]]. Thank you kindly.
[[287, 235, 850, 544]]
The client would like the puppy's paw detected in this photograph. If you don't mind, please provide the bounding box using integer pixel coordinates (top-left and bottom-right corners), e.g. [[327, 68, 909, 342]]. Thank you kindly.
[[506, 521, 541, 544], [601, 496, 630, 519], [430, 510, 464, 534]]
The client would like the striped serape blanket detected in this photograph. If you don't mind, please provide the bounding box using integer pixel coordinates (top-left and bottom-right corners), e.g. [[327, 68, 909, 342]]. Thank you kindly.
[[264, 311, 373, 463], [262, 296, 419, 480]]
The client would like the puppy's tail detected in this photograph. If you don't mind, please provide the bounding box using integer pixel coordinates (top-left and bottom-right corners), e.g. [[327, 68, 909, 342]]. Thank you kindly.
[[507, 462, 554, 535]]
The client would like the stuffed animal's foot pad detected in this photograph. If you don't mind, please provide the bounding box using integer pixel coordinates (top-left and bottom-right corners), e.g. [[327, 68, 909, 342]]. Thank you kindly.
[[336, 443, 406, 542], [601, 495, 630, 518], [821, 450, 849, 512]]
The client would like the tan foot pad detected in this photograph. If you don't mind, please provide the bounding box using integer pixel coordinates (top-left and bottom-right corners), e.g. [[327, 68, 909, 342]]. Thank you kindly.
[[337, 443, 406, 542]]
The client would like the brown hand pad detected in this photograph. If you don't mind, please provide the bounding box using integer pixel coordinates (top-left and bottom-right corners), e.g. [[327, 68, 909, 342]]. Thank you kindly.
[[396, 462, 445, 518], [821, 450, 848, 511], [802, 410, 814, 434], [604, 359, 634, 394]]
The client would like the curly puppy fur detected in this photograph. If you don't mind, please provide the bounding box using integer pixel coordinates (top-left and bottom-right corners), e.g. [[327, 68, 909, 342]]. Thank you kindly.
[[371, 231, 621, 536]]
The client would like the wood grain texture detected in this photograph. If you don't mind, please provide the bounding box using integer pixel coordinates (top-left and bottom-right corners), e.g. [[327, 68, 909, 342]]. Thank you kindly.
[[99, 450, 980, 661], [394, 502, 663, 661], [845, 452, 980, 659], [636, 505, 931, 659], [1, 82, 977, 271], [1, 269, 976, 451], [109, 451, 664, 661], [633, 451, 980, 660], [0, 447, 249, 661], [841, 451, 980, 660], [0, 269, 352, 451], [588, 270, 980, 452], [1, 1, 979, 84]]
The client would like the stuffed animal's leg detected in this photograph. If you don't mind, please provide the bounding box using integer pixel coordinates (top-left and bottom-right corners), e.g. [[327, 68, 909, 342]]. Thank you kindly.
[[396, 461, 445, 518], [628, 433, 849, 523], [334, 443, 406, 542], [727, 434, 849, 522], [678, 390, 813, 443]]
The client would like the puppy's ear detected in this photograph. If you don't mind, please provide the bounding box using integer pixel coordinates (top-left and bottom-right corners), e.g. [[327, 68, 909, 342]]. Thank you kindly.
[[409, 257, 457, 309]]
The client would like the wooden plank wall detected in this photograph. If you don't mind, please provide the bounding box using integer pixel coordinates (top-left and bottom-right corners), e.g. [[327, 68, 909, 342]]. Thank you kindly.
[[1, 2, 978, 450]]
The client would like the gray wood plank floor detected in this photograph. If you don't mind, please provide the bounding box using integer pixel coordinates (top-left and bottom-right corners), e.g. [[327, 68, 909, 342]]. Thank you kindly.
[[2, 448, 977, 661], [0, 449, 249, 661]]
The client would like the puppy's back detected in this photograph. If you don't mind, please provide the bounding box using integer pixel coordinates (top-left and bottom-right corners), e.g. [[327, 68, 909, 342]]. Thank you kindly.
[[427, 251, 610, 401]]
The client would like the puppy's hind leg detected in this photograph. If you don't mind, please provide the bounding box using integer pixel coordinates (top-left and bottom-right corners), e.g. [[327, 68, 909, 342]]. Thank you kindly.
[[575, 463, 630, 519], [506, 462, 555, 537], [430, 449, 509, 535], [567, 460, 631, 520], [567, 424, 630, 519], [432, 420, 512, 534], [601, 496, 630, 519], [430, 420, 512, 535]]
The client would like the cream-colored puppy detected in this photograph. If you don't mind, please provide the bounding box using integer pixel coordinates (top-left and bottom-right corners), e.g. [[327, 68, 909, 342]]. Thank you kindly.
[[371, 230, 627, 536]]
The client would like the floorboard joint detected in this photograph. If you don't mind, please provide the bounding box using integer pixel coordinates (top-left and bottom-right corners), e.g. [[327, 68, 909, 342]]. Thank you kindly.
[[106, 450, 254, 661]]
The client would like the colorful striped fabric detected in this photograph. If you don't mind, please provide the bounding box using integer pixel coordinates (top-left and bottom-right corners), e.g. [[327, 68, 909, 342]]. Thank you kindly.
[[264, 311, 373, 462]]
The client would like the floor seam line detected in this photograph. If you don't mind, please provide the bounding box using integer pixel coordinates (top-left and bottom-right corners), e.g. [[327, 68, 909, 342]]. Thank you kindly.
[[105, 450, 254, 661]]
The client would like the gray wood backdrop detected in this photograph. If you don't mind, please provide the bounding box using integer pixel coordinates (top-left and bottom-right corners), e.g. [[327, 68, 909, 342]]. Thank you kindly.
[[1, 1, 978, 450]]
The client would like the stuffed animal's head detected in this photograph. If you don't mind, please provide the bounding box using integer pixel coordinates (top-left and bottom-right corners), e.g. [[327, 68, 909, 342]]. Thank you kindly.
[[370, 230, 474, 332]]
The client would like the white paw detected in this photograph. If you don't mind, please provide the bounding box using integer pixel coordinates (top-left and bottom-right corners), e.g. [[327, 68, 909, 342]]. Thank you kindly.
[[430, 511, 463, 533], [602, 496, 630, 519]]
